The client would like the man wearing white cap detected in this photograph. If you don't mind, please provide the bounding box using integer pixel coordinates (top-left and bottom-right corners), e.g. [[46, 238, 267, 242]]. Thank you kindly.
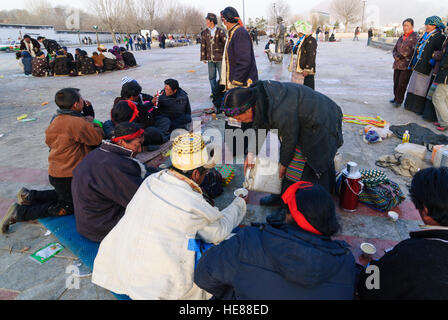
[[92, 133, 247, 300]]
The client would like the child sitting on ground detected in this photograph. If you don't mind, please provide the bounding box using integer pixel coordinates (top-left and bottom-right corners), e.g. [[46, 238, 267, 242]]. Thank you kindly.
[[1, 88, 104, 234]]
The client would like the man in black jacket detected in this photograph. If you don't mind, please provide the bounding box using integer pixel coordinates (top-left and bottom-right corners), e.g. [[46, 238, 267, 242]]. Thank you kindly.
[[119, 47, 137, 67], [433, 39, 448, 131], [153, 79, 192, 132], [358, 167, 448, 300], [195, 182, 357, 300], [37, 36, 62, 56], [223, 81, 343, 218], [103, 79, 170, 147]]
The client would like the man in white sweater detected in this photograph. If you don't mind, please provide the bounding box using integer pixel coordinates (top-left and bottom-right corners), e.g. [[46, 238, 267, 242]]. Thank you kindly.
[[92, 133, 247, 300]]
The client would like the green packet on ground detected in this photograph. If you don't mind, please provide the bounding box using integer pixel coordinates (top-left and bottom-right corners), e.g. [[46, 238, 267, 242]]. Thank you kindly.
[[30, 242, 64, 264]]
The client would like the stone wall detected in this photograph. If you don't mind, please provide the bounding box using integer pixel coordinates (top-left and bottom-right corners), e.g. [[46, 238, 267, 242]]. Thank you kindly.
[[0, 24, 114, 45]]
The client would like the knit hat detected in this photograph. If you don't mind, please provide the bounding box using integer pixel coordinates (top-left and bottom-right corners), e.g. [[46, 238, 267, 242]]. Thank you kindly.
[[171, 133, 216, 171], [294, 21, 312, 34], [121, 76, 136, 86]]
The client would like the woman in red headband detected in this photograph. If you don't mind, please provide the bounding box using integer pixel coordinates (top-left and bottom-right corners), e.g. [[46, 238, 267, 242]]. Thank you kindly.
[[194, 181, 357, 300], [70, 122, 156, 243], [111, 121, 145, 156]]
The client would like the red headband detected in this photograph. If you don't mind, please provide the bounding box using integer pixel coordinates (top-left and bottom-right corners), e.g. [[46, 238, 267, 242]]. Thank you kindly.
[[281, 181, 322, 235], [111, 129, 144, 143], [126, 100, 139, 123], [111, 100, 140, 124]]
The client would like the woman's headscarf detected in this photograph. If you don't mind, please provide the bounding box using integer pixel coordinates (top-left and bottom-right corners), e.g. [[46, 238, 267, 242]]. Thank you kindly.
[[425, 16, 446, 32], [222, 86, 257, 117], [220, 7, 244, 26]]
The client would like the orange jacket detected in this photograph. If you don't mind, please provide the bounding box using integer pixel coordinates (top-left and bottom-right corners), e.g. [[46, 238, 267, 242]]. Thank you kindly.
[[45, 114, 104, 178]]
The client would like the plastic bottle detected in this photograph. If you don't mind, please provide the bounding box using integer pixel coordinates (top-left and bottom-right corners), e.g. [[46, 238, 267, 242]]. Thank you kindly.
[[402, 130, 410, 143]]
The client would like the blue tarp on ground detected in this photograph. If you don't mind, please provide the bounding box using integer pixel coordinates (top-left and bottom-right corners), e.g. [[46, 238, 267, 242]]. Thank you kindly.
[[38, 215, 131, 300]]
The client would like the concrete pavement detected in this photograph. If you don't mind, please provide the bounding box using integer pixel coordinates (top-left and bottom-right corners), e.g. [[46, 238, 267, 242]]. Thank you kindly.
[[0, 38, 443, 299]]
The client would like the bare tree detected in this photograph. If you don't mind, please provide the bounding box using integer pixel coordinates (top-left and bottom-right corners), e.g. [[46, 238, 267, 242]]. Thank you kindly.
[[89, 0, 124, 44], [331, 0, 363, 32], [178, 5, 204, 36], [141, 0, 166, 32], [267, 0, 291, 26], [25, 0, 53, 19]]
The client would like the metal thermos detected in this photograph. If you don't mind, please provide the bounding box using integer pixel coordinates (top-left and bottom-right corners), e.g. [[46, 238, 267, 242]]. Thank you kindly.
[[340, 162, 363, 212], [441, 150, 448, 167]]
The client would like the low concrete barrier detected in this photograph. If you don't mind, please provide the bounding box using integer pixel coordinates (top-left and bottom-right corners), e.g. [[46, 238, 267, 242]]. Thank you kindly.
[[370, 40, 395, 51]]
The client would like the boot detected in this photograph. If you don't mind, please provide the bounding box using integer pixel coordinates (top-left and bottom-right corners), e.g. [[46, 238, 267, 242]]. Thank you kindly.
[[266, 207, 287, 227], [259, 194, 282, 206], [1, 203, 18, 234], [17, 187, 32, 206]]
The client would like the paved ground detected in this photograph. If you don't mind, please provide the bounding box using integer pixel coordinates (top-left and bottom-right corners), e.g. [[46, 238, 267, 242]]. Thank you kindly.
[[0, 37, 443, 299]]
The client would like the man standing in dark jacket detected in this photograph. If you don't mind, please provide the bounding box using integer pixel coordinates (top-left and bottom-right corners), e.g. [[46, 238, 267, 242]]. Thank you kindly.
[[201, 13, 227, 97], [71, 123, 156, 242], [433, 38, 448, 131], [220, 7, 258, 91], [358, 167, 448, 300], [195, 182, 357, 300], [222, 81, 343, 223], [37, 36, 62, 56], [20, 34, 40, 57]]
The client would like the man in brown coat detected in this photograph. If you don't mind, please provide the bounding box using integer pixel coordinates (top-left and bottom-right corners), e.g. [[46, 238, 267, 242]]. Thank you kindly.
[[391, 18, 419, 107], [1, 88, 104, 234], [201, 13, 227, 97]]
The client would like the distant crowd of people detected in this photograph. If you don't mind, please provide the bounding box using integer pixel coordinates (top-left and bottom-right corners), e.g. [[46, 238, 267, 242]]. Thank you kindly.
[[121, 33, 152, 51], [16, 34, 138, 77]]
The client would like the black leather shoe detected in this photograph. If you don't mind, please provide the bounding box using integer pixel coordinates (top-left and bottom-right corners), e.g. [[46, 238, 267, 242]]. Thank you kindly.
[[266, 208, 286, 227], [260, 194, 282, 206], [393, 102, 402, 108], [389, 99, 396, 104]]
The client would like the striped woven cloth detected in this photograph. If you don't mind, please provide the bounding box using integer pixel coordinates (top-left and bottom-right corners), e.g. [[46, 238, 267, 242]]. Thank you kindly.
[[285, 147, 307, 182]]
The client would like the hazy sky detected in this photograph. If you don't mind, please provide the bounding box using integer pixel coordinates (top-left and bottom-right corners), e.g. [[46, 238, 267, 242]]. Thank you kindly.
[[0, 0, 321, 20], [1, 0, 447, 26]]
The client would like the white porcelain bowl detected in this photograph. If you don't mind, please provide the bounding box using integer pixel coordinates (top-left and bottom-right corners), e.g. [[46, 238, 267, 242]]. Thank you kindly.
[[388, 211, 399, 222], [360, 242, 376, 255], [234, 188, 248, 198]]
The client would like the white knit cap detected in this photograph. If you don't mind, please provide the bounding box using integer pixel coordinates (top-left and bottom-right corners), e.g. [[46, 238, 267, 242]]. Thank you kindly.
[[121, 76, 135, 86]]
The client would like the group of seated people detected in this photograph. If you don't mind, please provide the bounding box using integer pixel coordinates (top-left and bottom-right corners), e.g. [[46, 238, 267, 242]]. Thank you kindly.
[[16, 45, 137, 77], [103, 77, 192, 149], [2, 82, 448, 300]]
